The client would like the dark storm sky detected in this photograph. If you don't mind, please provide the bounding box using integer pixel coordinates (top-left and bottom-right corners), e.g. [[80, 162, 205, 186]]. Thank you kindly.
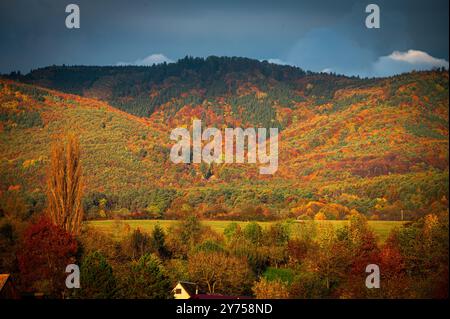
[[0, 0, 448, 77]]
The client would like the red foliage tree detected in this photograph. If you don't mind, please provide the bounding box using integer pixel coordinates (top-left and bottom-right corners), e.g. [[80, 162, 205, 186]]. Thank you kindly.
[[17, 216, 78, 297]]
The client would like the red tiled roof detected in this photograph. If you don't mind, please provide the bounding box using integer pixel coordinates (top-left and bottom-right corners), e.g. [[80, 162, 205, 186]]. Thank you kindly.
[[191, 294, 253, 299]]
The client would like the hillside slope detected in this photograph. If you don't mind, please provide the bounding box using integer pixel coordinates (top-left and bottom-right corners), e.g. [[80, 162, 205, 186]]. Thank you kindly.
[[1, 58, 448, 220], [18, 57, 360, 128]]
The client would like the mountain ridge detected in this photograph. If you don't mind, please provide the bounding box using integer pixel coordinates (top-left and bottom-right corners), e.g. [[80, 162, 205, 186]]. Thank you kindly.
[[0, 57, 448, 221]]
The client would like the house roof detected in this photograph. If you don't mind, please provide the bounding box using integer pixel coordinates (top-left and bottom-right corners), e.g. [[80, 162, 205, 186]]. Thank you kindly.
[[177, 281, 198, 296], [0, 274, 10, 291]]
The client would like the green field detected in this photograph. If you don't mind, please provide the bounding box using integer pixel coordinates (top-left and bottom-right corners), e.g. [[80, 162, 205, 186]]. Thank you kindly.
[[86, 219, 407, 243]]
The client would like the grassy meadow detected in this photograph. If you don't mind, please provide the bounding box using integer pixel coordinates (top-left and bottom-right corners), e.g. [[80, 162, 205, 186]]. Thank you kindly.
[[86, 219, 406, 243]]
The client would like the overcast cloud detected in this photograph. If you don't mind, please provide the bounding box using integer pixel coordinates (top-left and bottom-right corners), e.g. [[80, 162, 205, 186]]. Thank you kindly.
[[0, 0, 448, 77]]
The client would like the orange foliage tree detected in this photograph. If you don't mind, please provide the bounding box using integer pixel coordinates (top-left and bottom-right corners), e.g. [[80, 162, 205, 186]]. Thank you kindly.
[[46, 134, 84, 235]]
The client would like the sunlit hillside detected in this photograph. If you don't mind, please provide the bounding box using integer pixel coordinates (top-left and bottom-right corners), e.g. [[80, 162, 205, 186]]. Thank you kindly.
[[1, 58, 448, 221]]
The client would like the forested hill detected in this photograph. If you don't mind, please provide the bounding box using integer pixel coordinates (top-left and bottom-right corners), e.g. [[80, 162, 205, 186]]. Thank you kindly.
[[9, 56, 366, 128], [0, 57, 448, 221]]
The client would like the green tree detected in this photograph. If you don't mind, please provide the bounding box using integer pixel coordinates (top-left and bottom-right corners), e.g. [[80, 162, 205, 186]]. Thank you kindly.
[[224, 222, 241, 242], [127, 228, 152, 260], [121, 253, 172, 299], [180, 215, 202, 248], [265, 222, 289, 246], [243, 222, 263, 245], [78, 251, 116, 298], [151, 223, 170, 258]]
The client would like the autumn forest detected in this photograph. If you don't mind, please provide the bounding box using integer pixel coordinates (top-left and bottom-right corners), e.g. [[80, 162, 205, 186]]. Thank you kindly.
[[0, 57, 448, 299]]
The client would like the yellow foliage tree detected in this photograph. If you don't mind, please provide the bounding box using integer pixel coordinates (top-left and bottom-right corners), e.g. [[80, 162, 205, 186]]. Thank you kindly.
[[46, 134, 84, 235], [314, 212, 327, 220], [252, 278, 290, 299]]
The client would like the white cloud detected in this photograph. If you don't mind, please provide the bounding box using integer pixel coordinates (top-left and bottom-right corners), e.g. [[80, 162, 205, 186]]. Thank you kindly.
[[387, 50, 448, 65], [372, 50, 449, 77], [117, 53, 173, 66], [266, 58, 289, 65], [114, 50, 448, 78]]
